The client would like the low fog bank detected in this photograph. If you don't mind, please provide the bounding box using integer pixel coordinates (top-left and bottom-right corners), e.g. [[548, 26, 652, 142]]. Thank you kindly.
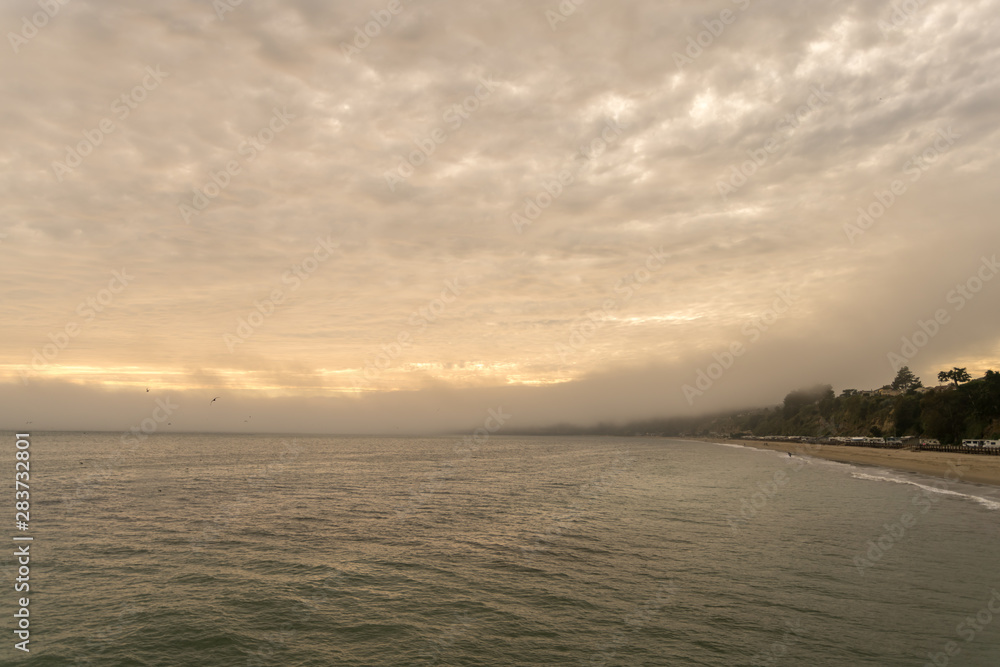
[[2, 321, 985, 435]]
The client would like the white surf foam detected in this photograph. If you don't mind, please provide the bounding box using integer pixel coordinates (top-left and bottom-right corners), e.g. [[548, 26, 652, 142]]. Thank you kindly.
[[709, 441, 812, 460], [708, 441, 750, 450], [703, 441, 1000, 510], [704, 441, 1000, 511], [850, 471, 1000, 511]]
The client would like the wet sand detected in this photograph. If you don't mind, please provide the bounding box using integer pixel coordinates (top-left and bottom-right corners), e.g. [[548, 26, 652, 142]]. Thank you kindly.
[[688, 438, 1000, 487]]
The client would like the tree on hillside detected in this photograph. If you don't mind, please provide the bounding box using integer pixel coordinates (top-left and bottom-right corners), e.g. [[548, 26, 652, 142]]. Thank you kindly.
[[891, 366, 922, 392], [983, 370, 1000, 418], [893, 393, 922, 436], [782, 385, 833, 420], [818, 389, 836, 420], [921, 388, 971, 444], [937, 367, 971, 387]]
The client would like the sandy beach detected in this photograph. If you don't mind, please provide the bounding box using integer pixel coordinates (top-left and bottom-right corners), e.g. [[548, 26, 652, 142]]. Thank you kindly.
[[690, 438, 1000, 487]]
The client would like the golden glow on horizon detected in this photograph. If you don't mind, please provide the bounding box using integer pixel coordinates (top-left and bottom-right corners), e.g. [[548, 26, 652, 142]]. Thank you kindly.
[[11, 355, 1000, 397], [0, 362, 589, 395]]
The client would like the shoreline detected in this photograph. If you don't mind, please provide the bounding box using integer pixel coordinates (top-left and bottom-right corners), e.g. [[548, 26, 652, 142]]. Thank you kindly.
[[683, 437, 1000, 488]]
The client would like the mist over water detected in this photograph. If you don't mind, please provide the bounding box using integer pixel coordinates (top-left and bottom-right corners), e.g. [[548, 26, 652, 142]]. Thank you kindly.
[[16, 433, 1000, 665]]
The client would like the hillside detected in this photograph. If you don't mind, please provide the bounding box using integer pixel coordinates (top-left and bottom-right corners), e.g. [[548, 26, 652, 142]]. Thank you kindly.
[[713, 371, 1000, 444], [511, 369, 1000, 445]]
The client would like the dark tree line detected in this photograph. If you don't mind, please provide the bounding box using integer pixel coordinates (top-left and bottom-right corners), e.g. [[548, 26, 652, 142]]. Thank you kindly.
[[501, 367, 1000, 444], [725, 367, 1000, 444]]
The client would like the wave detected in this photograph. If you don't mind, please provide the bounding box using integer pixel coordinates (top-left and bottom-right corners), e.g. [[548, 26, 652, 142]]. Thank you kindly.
[[709, 441, 811, 461], [707, 441, 1000, 511], [850, 472, 1000, 511], [707, 441, 753, 450]]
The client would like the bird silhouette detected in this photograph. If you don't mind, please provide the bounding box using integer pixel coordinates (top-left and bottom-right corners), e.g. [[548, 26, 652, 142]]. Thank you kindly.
[[146, 388, 149, 392], [210, 397, 220, 404]]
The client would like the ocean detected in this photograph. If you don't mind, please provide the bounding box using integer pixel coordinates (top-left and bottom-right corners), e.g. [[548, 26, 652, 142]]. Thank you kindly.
[[10, 433, 1000, 665]]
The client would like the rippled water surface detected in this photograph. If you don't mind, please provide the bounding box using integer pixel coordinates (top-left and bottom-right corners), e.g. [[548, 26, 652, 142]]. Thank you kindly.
[[11, 433, 1000, 665]]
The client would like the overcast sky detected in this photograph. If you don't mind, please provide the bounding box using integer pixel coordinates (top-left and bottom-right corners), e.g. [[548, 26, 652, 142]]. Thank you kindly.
[[2, 0, 998, 433]]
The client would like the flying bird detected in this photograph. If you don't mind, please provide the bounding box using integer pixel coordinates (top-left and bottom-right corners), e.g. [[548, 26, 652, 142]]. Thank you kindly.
[[146, 388, 149, 392], [210, 397, 220, 404]]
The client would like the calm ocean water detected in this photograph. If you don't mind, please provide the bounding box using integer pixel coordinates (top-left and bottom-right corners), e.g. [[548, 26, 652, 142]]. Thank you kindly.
[[8, 433, 1000, 665]]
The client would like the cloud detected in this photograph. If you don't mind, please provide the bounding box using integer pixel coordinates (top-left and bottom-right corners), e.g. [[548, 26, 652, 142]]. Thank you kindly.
[[2, 0, 999, 431]]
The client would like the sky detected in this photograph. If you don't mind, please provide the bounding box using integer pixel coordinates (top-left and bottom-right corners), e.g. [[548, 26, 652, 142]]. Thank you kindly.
[[2, 0, 999, 434]]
